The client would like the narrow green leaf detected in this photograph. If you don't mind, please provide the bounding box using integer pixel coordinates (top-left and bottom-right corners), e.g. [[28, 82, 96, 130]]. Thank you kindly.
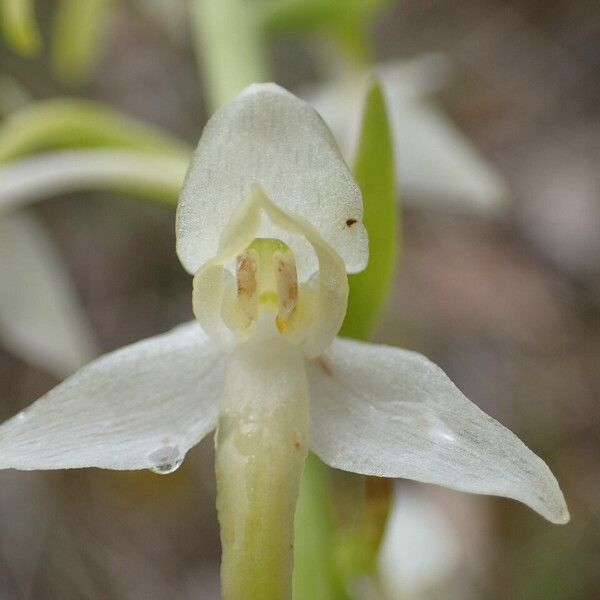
[[191, 0, 268, 111], [263, 0, 389, 32], [0, 98, 191, 163], [294, 83, 397, 600], [340, 81, 398, 340], [261, 0, 391, 64], [0, 0, 41, 56], [293, 453, 350, 600], [51, 0, 114, 82]]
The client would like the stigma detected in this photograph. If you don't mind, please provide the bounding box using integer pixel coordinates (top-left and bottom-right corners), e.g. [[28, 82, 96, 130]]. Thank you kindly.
[[234, 238, 299, 333]]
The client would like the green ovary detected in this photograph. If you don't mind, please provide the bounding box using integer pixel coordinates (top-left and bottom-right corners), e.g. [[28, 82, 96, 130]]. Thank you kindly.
[[216, 330, 309, 600]]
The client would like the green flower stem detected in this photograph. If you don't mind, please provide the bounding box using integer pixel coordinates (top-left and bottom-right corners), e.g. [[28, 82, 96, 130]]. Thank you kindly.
[[191, 0, 267, 112], [293, 453, 350, 600], [0, 0, 41, 56], [51, 0, 114, 82], [216, 332, 309, 600]]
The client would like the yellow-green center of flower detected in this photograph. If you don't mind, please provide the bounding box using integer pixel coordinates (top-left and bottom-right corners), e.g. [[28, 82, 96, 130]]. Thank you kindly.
[[235, 239, 298, 333], [213, 237, 315, 342]]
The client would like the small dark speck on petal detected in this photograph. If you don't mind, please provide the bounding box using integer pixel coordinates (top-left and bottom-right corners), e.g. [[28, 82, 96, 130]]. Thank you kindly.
[[316, 357, 333, 376], [346, 218, 357, 227]]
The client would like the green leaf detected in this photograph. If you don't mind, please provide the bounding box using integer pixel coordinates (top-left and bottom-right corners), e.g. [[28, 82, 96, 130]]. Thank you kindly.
[[51, 0, 114, 83], [0, 0, 41, 56], [0, 98, 191, 163], [263, 0, 389, 32], [294, 82, 397, 600], [293, 453, 350, 600], [191, 0, 268, 111], [261, 0, 392, 64], [340, 80, 398, 340]]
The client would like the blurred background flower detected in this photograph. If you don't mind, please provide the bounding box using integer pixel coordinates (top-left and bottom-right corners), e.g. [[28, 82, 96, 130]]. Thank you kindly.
[[0, 0, 598, 598]]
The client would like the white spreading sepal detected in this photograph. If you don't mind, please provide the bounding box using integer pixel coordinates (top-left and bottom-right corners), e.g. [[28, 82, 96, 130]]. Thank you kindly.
[[307, 337, 569, 524], [0, 322, 224, 470]]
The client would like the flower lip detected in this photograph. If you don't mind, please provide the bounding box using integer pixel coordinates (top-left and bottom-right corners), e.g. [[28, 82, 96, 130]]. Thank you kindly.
[[176, 82, 368, 277], [192, 186, 349, 357]]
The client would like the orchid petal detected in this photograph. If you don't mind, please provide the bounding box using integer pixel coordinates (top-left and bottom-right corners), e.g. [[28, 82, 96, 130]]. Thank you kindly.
[[192, 187, 348, 357], [176, 83, 367, 275], [308, 337, 569, 524], [0, 322, 224, 470], [0, 211, 97, 377]]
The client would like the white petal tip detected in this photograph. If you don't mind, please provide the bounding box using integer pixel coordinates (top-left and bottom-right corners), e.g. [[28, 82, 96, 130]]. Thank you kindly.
[[548, 502, 570, 525], [239, 82, 288, 98]]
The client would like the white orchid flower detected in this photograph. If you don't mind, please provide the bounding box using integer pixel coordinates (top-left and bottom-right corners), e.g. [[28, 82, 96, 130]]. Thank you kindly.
[[0, 83, 567, 595]]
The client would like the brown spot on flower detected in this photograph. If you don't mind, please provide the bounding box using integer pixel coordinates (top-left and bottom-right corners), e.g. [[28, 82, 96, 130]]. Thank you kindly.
[[293, 440, 301, 449], [346, 218, 357, 227], [236, 254, 257, 297], [316, 357, 332, 376], [288, 283, 298, 301]]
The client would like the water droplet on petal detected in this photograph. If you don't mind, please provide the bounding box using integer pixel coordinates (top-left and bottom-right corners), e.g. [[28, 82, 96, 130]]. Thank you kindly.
[[148, 445, 183, 475]]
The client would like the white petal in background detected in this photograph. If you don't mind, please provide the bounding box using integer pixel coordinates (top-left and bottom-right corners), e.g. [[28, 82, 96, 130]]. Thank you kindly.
[[304, 57, 509, 217], [377, 486, 460, 600], [0, 210, 98, 378], [0, 321, 224, 470], [307, 337, 569, 524], [0, 149, 187, 213], [176, 83, 367, 276]]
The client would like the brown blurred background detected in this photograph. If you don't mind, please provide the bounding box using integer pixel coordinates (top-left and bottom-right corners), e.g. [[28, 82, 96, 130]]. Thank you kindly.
[[0, 0, 599, 598]]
